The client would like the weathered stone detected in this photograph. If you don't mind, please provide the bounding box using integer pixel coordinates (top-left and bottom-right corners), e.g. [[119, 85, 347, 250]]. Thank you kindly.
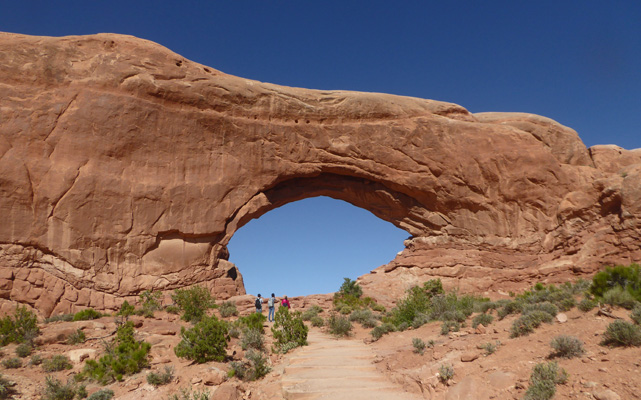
[[67, 348, 97, 364], [556, 313, 568, 323], [593, 389, 622, 400], [0, 32, 640, 314], [460, 352, 480, 362], [213, 383, 241, 400]]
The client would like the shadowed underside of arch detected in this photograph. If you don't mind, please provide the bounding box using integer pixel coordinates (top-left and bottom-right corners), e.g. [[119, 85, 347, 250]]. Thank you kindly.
[[1, 32, 640, 315]]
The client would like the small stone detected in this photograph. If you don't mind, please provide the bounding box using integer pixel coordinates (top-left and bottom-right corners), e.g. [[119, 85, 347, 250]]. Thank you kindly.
[[191, 377, 202, 384], [461, 352, 479, 362], [556, 313, 568, 323], [593, 389, 622, 400], [475, 325, 486, 334]]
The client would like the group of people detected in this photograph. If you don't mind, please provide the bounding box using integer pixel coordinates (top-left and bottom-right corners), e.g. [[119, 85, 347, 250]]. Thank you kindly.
[[255, 293, 290, 322]]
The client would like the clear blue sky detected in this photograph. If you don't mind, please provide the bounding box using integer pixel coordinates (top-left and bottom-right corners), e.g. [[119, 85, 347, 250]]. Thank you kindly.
[[2, 1, 640, 297]]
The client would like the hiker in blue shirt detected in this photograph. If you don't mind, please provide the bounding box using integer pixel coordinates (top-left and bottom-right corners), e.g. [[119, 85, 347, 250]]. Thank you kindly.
[[268, 293, 278, 322]]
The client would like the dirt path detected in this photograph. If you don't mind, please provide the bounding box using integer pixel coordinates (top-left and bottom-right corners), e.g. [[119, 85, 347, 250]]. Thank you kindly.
[[280, 329, 424, 400]]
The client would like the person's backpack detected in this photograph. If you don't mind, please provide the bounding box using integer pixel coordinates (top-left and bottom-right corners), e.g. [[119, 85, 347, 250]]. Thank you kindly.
[[255, 298, 261, 308], [268, 297, 274, 307]]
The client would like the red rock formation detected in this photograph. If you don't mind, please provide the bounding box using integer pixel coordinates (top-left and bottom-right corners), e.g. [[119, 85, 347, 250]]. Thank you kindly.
[[0, 32, 639, 315]]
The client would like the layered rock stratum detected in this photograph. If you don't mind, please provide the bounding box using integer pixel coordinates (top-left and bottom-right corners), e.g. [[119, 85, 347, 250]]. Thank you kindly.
[[0, 32, 640, 315]]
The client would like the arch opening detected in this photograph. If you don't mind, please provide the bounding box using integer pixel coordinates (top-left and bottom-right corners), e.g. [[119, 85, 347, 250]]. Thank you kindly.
[[227, 196, 408, 297]]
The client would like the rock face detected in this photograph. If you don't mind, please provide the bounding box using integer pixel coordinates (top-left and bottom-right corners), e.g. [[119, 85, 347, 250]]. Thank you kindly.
[[0, 32, 640, 315]]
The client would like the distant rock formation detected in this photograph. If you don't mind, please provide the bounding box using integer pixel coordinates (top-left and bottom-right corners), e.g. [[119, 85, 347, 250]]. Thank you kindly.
[[0, 32, 639, 315]]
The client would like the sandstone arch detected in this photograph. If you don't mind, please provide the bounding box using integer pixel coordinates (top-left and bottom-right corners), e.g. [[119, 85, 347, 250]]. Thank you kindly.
[[1, 32, 640, 315]]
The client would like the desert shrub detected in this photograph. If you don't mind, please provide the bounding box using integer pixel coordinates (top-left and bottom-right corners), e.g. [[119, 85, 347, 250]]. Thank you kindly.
[[43, 354, 73, 372], [339, 277, 363, 298], [76, 385, 88, 399], [602, 286, 638, 309], [117, 301, 136, 318], [229, 349, 271, 381], [472, 313, 494, 328], [81, 320, 151, 384], [509, 310, 554, 338], [327, 313, 352, 337], [440, 321, 460, 335], [0, 305, 40, 345], [349, 309, 378, 328], [271, 307, 308, 353], [372, 303, 386, 313], [497, 300, 524, 320], [333, 278, 384, 313], [73, 309, 102, 322], [15, 342, 33, 357], [87, 389, 115, 400], [522, 302, 558, 318], [165, 305, 181, 315], [412, 338, 426, 355], [301, 305, 323, 321], [237, 313, 266, 334], [67, 328, 86, 345], [524, 361, 568, 400], [480, 341, 500, 355], [438, 364, 454, 383], [146, 365, 174, 387], [338, 305, 352, 315], [590, 264, 641, 302], [218, 301, 238, 318], [631, 304, 641, 325], [550, 335, 585, 358], [139, 290, 162, 318], [601, 320, 641, 347], [171, 285, 215, 323], [388, 281, 440, 328], [477, 301, 500, 313], [310, 316, 324, 327], [30, 354, 43, 366], [228, 325, 241, 338], [241, 328, 264, 351], [578, 298, 597, 312], [167, 387, 211, 400], [1, 358, 20, 369], [371, 322, 396, 340], [42, 376, 81, 400], [174, 316, 228, 363], [0, 373, 16, 399], [410, 312, 431, 329], [45, 313, 74, 323]]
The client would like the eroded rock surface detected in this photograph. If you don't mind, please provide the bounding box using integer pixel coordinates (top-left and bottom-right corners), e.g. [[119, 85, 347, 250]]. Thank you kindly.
[[0, 32, 640, 315]]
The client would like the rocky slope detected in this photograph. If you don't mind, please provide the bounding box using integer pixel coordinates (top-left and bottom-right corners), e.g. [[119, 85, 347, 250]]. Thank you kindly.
[[0, 32, 640, 315]]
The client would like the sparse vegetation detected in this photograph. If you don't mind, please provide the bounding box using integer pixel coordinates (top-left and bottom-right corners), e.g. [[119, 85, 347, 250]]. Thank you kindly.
[[229, 349, 271, 381], [631, 304, 641, 325], [42, 376, 84, 400], [218, 301, 238, 318], [327, 313, 352, 337], [578, 297, 597, 312], [412, 338, 426, 355], [30, 354, 43, 366], [0, 373, 16, 399], [301, 305, 323, 321], [480, 341, 500, 355], [602, 286, 638, 309], [438, 364, 454, 384], [550, 335, 585, 358], [349, 309, 378, 328], [44, 313, 74, 323], [1, 358, 20, 369], [15, 342, 33, 357], [42, 355, 73, 372], [237, 313, 266, 334], [440, 320, 460, 335], [472, 313, 494, 328], [310, 316, 324, 327], [117, 301, 136, 318], [509, 310, 554, 338], [271, 307, 308, 353], [67, 328, 86, 345], [590, 264, 641, 304], [167, 387, 211, 400], [87, 388, 115, 400], [171, 285, 215, 323], [146, 365, 174, 387], [601, 320, 641, 347], [241, 328, 264, 351], [370, 322, 395, 341], [139, 290, 163, 318], [174, 316, 228, 363], [73, 309, 102, 322]]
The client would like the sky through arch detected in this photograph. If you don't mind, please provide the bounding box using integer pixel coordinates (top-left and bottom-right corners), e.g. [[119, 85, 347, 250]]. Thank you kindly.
[[227, 196, 409, 298]]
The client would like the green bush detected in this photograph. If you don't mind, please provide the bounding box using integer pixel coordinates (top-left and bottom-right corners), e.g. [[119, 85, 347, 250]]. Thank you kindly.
[[480, 341, 500, 355], [271, 307, 308, 353], [472, 313, 494, 328], [174, 316, 228, 363], [524, 361, 568, 400], [590, 264, 641, 301], [241, 328, 264, 351], [15, 343, 32, 358], [30, 354, 43, 366], [42, 376, 82, 400], [117, 301, 136, 318], [550, 335, 585, 358], [237, 313, 266, 334], [73, 309, 102, 322], [43, 355, 73, 372], [438, 364, 454, 383], [139, 290, 163, 318], [310, 316, 324, 327], [509, 310, 554, 338], [338, 277, 363, 298], [218, 301, 238, 318], [602, 286, 638, 309], [229, 350, 271, 381], [578, 298, 597, 312], [371, 323, 396, 340], [327, 313, 352, 337], [497, 300, 524, 320], [602, 320, 641, 347], [67, 328, 86, 345], [412, 338, 426, 355], [0, 305, 40, 345], [349, 309, 378, 328], [44, 313, 74, 323], [0, 373, 16, 399], [171, 285, 215, 323], [81, 321, 151, 384], [301, 305, 323, 321], [87, 389, 115, 400], [440, 321, 460, 335], [522, 302, 558, 318], [167, 387, 211, 400], [146, 365, 174, 387], [1, 358, 20, 369], [631, 304, 641, 325], [165, 305, 181, 315]]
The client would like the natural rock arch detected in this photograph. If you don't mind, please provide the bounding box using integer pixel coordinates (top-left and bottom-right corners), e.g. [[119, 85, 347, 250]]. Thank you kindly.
[[1, 32, 640, 315]]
